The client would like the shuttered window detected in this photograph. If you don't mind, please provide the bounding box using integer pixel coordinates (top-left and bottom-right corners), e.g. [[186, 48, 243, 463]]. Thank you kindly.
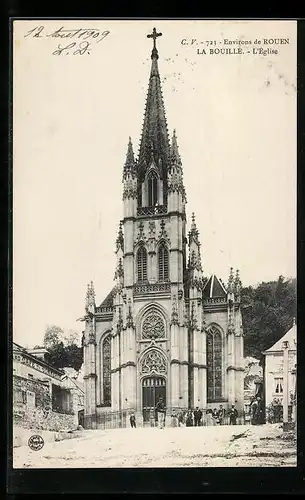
[[148, 171, 158, 206], [158, 244, 169, 281], [137, 246, 147, 282]]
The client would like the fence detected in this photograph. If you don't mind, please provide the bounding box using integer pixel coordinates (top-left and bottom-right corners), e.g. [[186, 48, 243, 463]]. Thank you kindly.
[[84, 410, 128, 430], [85, 408, 250, 430]]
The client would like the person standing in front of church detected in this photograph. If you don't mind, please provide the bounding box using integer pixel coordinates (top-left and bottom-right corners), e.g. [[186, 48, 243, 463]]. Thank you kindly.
[[130, 412, 136, 428], [193, 407, 202, 426], [229, 405, 238, 425], [155, 397, 166, 429], [218, 405, 225, 425]]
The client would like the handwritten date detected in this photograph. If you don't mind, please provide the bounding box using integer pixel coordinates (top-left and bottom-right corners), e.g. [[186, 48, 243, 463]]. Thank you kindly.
[[24, 26, 110, 55]]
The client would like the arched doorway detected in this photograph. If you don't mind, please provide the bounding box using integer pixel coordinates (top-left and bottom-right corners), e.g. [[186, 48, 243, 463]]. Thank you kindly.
[[142, 376, 166, 423]]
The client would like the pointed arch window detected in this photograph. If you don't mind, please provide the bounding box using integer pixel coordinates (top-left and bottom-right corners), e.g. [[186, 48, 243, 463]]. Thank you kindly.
[[148, 171, 158, 206], [137, 245, 147, 282], [206, 325, 223, 401], [158, 243, 169, 281], [102, 335, 111, 406]]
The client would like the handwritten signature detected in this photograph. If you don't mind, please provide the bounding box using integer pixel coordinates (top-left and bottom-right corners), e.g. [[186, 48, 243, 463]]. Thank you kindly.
[[52, 41, 91, 56], [24, 26, 110, 55]]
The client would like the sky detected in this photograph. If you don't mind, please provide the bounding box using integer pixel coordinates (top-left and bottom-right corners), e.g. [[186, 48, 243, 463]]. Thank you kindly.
[[13, 20, 297, 348]]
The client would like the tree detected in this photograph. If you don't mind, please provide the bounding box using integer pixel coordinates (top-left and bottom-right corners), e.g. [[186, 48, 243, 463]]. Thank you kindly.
[[64, 343, 83, 371], [43, 325, 64, 350], [43, 325, 83, 371], [62, 330, 80, 347], [44, 341, 67, 369], [242, 276, 296, 360]]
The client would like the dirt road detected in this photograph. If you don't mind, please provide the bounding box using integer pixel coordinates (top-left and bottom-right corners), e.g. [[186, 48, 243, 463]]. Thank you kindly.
[[13, 423, 296, 468]]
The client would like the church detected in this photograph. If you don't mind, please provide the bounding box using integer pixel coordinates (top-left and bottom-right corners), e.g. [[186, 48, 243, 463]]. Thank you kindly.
[[82, 28, 244, 428]]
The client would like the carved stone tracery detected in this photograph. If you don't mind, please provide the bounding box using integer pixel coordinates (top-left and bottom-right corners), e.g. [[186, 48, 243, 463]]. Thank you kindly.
[[123, 177, 137, 200], [171, 295, 179, 325], [88, 318, 96, 344], [168, 168, 185, 196], [148, 220, 156, 237], [141, 349, 167, 375], [142, 309, 165, 339], [136, 221, 147, 244], [158, 219, 169, 242]]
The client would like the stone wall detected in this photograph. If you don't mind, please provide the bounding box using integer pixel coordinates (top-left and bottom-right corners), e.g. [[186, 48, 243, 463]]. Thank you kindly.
[[13, 374, 51, 407], [13, 374, 75, 431], [13, 406, 75, 432]]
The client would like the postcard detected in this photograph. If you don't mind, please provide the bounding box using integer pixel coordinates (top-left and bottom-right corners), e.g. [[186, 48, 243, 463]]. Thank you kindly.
[[11, 19, 297, 473]]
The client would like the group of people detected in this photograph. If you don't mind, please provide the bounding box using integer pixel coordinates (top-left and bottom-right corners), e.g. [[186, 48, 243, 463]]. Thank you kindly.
[[129, 399, 240, 429], [210, 405, 239, 426], [177, 404, 238, 427]]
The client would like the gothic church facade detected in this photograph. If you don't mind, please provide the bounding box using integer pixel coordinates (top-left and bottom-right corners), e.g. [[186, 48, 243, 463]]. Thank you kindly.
[[82, 29, 244, 428]]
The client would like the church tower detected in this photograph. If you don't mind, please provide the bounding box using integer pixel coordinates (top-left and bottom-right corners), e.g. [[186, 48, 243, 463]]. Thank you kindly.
[[82, 28, 244, 428]]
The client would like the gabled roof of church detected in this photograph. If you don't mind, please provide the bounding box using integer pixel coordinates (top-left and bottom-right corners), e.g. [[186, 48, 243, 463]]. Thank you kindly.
[[202, 274, 227, 298], [99, 287, 116, 308], [137, 28, 170, 181]]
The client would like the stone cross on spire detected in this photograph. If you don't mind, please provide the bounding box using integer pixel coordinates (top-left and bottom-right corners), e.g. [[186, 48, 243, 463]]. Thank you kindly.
[[147, 27, 162, 59], [147, 27, 162, 49]]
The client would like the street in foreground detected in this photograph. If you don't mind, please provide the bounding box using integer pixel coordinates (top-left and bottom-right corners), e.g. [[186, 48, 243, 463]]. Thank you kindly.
[[13, 423, 296, 468]]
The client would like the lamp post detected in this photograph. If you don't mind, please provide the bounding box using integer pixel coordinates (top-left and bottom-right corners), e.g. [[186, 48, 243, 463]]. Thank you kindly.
[[282, 340, 289, 432], [291, 363, 297, 424]]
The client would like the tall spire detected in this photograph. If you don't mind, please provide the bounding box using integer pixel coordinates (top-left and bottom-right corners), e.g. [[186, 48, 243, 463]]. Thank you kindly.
[[116, 221, 124, 252], [168, 129, 186, 204], [234, 269, 242, 291], [227, 267, 234, 294], [170, 129, 181, 166], [188, 212, 203, 278], [137, 27, 170, 181], [189, 212, 200, 245], [233, 269, 242, 301], [123, 137, 136, 180], [85, 281, 96, 313]]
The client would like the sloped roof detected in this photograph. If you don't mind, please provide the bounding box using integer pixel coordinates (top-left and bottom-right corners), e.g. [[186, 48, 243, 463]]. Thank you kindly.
[[13, 342, 28, 353], [202, 274, 227, 298], [13, 342, 64, 375], [265, 323, 297, 353], [61, 373, 85, 394], [99, 287, 116, 308]]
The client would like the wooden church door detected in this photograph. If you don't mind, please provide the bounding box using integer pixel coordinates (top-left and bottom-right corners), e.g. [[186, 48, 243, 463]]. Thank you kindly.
[[142, 376, 166, 422]]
